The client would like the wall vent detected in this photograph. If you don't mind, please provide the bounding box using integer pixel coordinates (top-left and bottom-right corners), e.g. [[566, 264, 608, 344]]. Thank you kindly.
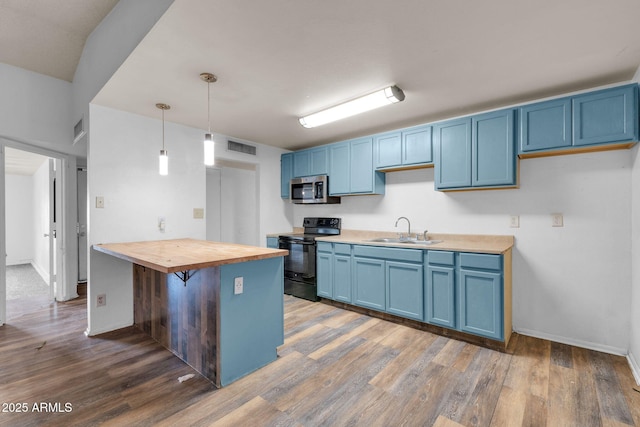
[[228, 140, 257, 155], [73, 117, 86, 144]]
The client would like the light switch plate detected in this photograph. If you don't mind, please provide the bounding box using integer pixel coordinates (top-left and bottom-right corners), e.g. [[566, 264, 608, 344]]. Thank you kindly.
[[193, 208, 204, 219], [552, 213, 564, 227], [96, 196, 104, 208]]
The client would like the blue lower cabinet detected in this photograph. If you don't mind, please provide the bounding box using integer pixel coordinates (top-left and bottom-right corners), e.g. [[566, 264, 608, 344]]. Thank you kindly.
[[317, 250, 333, 299], [353, 257, 386, 311], [426, 264, 456, 328], [333, 254, 352, 303], [386, 261, 423, 320], [458, 268, 503, 340], [266, 237, 279, 249]]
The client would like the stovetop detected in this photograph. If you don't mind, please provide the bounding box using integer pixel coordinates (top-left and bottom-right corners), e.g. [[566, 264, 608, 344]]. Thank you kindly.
[[279, 217, 341, 241]]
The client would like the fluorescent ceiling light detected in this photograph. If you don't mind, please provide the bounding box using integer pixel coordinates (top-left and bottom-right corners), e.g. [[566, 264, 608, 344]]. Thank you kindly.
[[299, 85, 405, 128]]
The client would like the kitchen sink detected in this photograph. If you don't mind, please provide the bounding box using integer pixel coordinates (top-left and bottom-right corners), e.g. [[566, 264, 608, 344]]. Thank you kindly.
[[366, 238, 443, 245]]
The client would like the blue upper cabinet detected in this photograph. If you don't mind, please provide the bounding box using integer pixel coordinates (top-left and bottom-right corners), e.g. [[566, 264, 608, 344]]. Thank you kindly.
[[573, 85, 638, 146], [472, 110, 516, 187], [520, 97, 572, 152], [434, 117, 473, 190], [293, 146, 329, 177], [329, 137, 384, 196], [375, 125, 433, 170], [328, 141, 351, 195], [280, 153, 293, 199], [375, 132, 402, 169], [435, 110, 516, 191], [520, 84, 638, 156]]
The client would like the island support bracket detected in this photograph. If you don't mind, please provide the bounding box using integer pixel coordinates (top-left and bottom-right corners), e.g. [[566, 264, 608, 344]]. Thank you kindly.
[[174, 270, 194, 285]]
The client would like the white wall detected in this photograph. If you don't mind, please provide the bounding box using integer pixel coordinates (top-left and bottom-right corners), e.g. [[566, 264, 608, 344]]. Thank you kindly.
[[293, 149, 633, 354], [630, 144, 640, 382], [88, 105, 291, 335], [5, 174, 33, 265], [32, 160, 50, 280], [88, 104, 206, 335]]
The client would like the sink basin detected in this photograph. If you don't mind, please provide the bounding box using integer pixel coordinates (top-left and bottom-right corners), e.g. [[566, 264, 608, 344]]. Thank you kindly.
[[365, 238, 443, 245], [366, 237, 404, 243], [402, 239, 443, 246]]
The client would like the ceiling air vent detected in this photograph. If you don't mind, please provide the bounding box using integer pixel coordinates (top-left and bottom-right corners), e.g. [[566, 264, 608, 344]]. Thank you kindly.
[[73, 117, 86, 144], [228, 140, 256, 155]]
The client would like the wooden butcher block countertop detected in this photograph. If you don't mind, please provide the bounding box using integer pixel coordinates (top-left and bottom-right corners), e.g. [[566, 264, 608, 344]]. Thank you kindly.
[[93, 238, 289, 273]]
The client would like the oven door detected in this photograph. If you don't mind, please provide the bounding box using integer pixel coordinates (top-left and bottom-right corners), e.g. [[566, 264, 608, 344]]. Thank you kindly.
[[279, 237, 316, 279]]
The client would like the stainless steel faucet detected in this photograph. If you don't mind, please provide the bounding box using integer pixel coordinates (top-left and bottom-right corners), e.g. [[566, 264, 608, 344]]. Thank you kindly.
[[395, 216, 411, 239]]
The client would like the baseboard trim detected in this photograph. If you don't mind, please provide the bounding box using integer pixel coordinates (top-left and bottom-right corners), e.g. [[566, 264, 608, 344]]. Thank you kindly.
[[30, 261, 49, 284], [515, 328, 627, 356], [627, 352, 640, 386]]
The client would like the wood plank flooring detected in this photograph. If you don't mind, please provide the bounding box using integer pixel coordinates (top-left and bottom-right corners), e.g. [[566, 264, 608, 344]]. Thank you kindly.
[[0, 294, 638, 426]]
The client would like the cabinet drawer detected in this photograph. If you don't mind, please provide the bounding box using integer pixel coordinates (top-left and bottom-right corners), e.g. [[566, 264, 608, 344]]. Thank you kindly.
[[317, 242, 333, 253], [353, 245, 422, 263], [334, 243, 352, 255], [427, 250, 455, 266], [460, 253, 501, 271]]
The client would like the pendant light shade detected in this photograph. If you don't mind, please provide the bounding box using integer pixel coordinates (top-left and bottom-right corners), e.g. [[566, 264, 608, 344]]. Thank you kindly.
[[200, 72, 217, 166], [204, 133, 214, 166], [159, 149, 168, 176], [156, 103, 170, 176]]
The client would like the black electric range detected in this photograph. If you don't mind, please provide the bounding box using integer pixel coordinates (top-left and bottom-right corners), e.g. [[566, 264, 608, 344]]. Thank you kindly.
[[278, 217, 341, 301]]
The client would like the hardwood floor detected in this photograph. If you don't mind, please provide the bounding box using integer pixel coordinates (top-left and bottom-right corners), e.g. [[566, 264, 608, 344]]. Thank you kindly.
[[1, 294, 638, 426]]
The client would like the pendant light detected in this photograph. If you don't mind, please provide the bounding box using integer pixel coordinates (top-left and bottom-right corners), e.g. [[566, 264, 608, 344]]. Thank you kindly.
[[200, 72, 217, 166], [156, 103, 170, 176]]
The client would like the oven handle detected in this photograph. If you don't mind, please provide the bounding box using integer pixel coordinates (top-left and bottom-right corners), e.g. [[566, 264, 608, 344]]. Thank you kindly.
[[279, 239, 315, 246]]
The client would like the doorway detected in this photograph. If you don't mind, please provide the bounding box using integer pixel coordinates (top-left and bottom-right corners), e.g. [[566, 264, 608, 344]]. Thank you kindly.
[[1, 143, 66, 325], [206, 159, 259, 246]]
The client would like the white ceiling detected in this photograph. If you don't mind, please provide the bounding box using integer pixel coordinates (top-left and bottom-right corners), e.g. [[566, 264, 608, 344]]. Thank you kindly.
[[4, 0, 640, 151], [0, 0, 119, 82], [4, 147, 48, 176]]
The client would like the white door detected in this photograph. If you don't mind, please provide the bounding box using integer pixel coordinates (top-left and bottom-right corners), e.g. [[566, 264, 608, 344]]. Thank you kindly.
[[77, 169, 87, 282], [48, 159, 55, 300]]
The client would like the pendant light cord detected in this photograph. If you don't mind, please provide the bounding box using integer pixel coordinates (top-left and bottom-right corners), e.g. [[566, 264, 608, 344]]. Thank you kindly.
[[162, 108, 166, 150], [207, 82, 211, 133]]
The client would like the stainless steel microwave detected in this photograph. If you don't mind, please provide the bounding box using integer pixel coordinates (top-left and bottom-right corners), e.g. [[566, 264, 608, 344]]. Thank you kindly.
[[290, 175, 340, 204]]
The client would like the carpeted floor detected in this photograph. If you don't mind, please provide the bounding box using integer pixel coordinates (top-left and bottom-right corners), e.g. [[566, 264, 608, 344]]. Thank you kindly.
[[6, 264, 50, 300]]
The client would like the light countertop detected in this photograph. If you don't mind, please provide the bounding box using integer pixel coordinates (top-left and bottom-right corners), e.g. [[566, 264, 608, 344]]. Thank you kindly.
[[93, 238, 289, 273], [270, 230, 513, 254]]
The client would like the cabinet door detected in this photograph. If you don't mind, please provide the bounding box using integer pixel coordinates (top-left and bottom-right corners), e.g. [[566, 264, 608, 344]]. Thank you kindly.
[[472, 109, 515, 187], [375, 132, 402, 168], [333, 254, 352, 303], [434, 118, 472, 189], [519, 98, 571, 152], [426, 265, 456, 328], [293, 150, 310, 177], [309, 147, 329, 176], [329, 142, 350, 195], [317, 251, 333, 299], [353, 257, 385, 311], [403, 125, 432, 165], [386, 261, 423, 320], [459, 268, 503, 340], [280, 153, 292, 199], [573, 85, 638, 146], [350, 137, 375, 193]]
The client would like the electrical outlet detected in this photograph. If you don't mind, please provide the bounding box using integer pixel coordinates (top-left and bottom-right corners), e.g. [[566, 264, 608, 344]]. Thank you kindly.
[[234, 277, 243, 295], [97, 294, 106, 307], [510, 215, 520, 228], [158, 216, 166, 232], [96, 196, 104, 208], [552, 213, 564, 227]]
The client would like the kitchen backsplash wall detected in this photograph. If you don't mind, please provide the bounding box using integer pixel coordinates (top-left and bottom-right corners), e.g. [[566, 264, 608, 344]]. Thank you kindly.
[[292, 149, 633, 355]]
